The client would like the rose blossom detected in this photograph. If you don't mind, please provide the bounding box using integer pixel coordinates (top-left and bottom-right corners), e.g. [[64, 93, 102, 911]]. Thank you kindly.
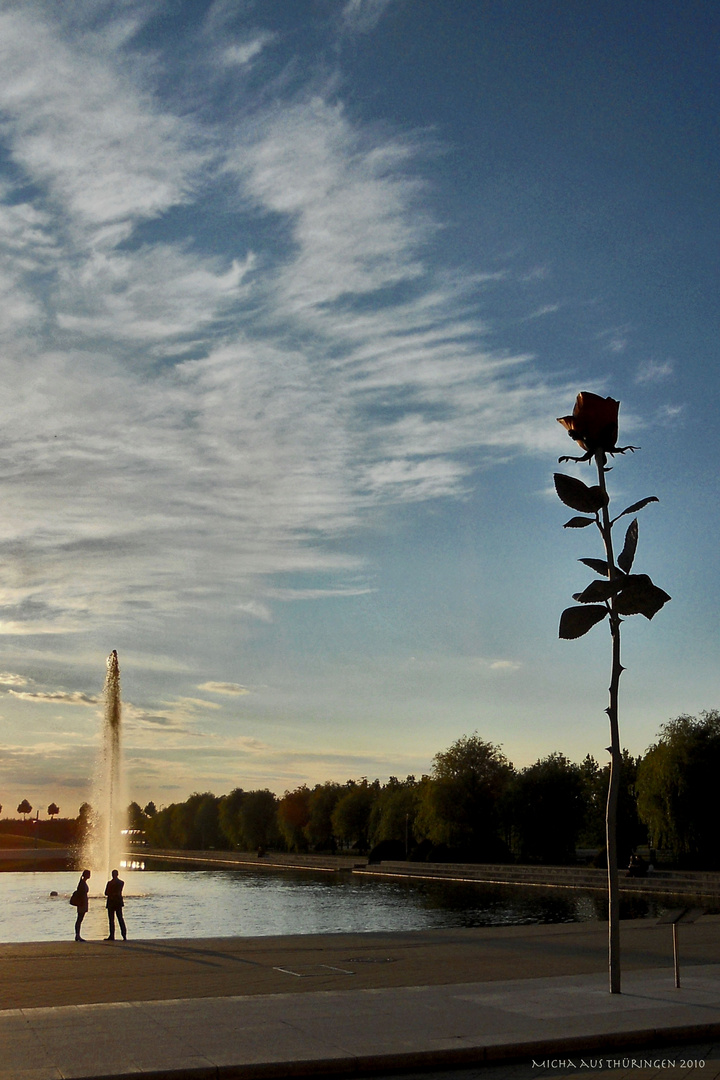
[[557, 392, 619, 454]]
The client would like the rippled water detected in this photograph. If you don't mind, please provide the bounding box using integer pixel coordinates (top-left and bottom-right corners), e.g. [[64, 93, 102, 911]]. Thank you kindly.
[[0, 866, 674, 944]]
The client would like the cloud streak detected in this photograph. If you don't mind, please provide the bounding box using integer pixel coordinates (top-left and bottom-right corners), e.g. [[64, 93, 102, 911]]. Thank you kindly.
[[635, 359, 674, 384], [9, 689, 98, 706], [0, 2, 564, 654], [198, 682, 250, 696], [342, 0, 395, 35], [0, 672, 28, 687]]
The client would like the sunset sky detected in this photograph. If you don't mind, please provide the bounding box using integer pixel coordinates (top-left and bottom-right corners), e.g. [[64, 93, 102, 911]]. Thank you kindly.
[[0, 0, 717, 815]]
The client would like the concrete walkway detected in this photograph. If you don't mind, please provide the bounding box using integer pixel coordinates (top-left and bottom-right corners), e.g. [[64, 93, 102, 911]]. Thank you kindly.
[[3, 965, 720, 1079], [3, 920, 720, 1079]]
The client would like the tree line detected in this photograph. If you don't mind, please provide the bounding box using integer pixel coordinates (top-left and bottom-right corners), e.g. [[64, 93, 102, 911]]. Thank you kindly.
[[125, 711, 720, 870], [0, 801, 61, 821]]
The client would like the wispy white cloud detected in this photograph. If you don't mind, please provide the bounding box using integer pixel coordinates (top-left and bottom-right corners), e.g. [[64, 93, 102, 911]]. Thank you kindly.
[[489, 659, 522, 672], [527, 303, 561, 319], [56, 248, 254, 346], [0, 7, 205, 234], [266, 586, 374, 601], [123, 739, 429, 802], [198, 682, 250, 696], [342, 0, 395, 35], [0, 672, 28, 687], [0, 2, 563, 653], [9, 689, 98, 706], [0, 740, 92, 796], [635, 359, 674, 384], [598, 326, 631, 354], [0, 1, 701, 818], [221, 35, 274, 68], [655, 403, 685, 423]]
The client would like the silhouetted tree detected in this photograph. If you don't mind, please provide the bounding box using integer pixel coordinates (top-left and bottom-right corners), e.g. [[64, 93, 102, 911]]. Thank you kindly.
[[218, 788, 245, 848], [143, 801, 157, 818], [636, 711, 720, 866], [17, 800, 32, 819], [577, 754, 606, 847], [304, 782, 342, 851], [47, 803, 60, 820], [331, 780, 378, 853], [163, 793, 222, 850], [127, 801, 145, 831], [277, 786, 311, 852], [194, 793, 223, 849], [615, 751, 646, 863], [368, 776, 420, 853], [76, 802, 94, 845], [574, 751, 645, 866], [415, 734, 514, 860], [144, 804, 174, 847], [168, 803, 190, 847], [512, 753, 584, 864], [238, 789, 279, 851]]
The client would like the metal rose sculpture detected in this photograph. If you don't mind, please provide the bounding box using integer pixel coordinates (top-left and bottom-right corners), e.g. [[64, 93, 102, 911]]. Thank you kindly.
[[555, 392, 670, 994]]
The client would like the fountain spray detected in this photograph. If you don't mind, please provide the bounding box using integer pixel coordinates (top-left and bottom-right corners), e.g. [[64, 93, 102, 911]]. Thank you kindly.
[[82, 650, 126, 880]]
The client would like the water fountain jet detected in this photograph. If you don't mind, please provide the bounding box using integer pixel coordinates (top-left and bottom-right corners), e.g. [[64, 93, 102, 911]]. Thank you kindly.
[[82, 650, 126, 880]]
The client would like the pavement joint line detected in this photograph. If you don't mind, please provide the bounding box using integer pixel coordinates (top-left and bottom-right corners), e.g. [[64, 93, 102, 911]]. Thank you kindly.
[[272, 964, 356, 977]]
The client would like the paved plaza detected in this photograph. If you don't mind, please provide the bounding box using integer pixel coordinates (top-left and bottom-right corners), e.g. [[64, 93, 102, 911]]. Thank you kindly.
[[1, 917, 719, 1079]]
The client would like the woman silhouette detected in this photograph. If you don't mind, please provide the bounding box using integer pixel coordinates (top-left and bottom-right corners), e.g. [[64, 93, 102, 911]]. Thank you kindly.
[[74, 869, 91, 941]]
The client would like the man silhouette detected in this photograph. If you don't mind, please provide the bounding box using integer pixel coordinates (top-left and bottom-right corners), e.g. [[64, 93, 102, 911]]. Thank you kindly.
[[104, 869, 127, 941]]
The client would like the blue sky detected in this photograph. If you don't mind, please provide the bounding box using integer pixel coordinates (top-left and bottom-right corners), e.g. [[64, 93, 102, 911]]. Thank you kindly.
[[0, 0, 717, 815]]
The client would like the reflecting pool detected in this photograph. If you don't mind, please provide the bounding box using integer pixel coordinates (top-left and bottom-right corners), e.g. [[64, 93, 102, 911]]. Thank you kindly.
[[0, 866, 678, 944]]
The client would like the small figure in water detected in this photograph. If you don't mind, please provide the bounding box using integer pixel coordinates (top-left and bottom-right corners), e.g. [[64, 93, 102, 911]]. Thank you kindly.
[[104, 869, 127, 941], [74, 869, 91, 941]]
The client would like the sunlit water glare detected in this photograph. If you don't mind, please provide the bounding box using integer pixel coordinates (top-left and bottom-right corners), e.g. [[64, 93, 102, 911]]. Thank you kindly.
[[0, 867, 673, 944]]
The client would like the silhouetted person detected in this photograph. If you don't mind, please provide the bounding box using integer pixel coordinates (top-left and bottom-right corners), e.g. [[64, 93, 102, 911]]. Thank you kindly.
[[627, 852, 647, 878], [104, 869, 127, 941], [74, 869, 90, 941]]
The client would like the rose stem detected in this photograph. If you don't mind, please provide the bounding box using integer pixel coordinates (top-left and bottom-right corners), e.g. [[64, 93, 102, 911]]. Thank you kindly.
[[595, 448, 622, 994]]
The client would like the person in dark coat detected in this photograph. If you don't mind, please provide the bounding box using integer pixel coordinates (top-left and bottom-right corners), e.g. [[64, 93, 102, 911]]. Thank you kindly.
[[104, 869, 127, 941], [74, 869, 91, 941]]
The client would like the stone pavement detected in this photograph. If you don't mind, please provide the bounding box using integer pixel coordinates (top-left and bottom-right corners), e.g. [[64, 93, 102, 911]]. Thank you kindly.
[[2, 919, 720, 1079], [3, 965, 720, 1079]]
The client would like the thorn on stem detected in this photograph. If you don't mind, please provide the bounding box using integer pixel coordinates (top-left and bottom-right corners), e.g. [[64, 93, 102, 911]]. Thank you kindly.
[[558, 452, 593, 464]]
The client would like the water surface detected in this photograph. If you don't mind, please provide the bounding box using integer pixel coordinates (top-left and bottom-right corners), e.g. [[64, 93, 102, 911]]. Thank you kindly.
[[0, 867, 672, 943]]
